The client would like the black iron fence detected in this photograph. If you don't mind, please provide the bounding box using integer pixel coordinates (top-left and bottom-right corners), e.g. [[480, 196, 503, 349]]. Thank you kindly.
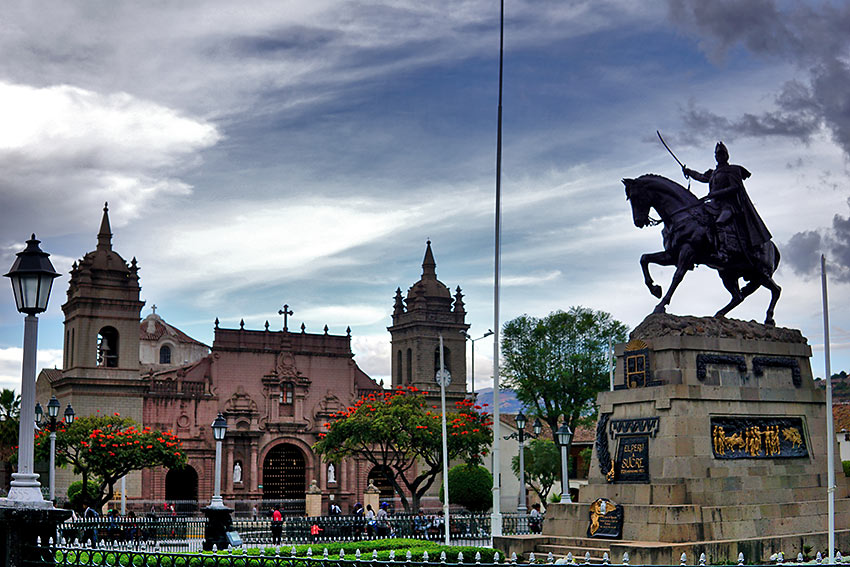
[[26, 539, 821, 567], [55, 513, 537, 549]]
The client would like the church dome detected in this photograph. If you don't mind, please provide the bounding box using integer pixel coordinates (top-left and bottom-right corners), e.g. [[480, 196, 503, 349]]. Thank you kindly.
[[406, 241, 452, 303]]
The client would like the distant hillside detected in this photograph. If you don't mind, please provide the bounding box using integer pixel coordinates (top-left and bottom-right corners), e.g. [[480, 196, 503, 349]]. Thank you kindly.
[[815, 371, 850, 402], [474, 388, 523, 414]]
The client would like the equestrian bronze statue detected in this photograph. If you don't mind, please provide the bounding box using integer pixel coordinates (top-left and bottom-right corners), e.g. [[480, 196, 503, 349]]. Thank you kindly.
[[623, 142, 781, 325]]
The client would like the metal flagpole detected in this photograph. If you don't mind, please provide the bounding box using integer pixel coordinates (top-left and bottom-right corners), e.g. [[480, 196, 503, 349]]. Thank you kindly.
[[439, 334, 450, 545], [491, 0, 505, 539], [821, 255, 835, 564]]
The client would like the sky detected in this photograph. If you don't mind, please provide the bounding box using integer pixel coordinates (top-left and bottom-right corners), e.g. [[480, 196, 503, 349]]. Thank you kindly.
[[1, 0, 849, 394]]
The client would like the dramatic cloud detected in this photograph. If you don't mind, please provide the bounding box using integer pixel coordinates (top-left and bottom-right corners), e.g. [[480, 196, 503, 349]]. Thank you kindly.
[[668, 1, 850, 157], [0, 82, 220, 238], [784, 198, 850, 282]]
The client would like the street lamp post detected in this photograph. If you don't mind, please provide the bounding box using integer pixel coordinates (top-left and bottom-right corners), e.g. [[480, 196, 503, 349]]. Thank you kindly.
[[3, 234, 59, 506], [204, 412, 236, 551], [460, 330, 493, 396], [555, 422, 573, 503], [505, 411, 542, 514], [35, 396, 74, 502], [210, 413, 228, 509]]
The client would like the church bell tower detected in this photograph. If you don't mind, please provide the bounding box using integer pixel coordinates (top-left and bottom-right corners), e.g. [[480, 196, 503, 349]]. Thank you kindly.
[[388, 241, 469, 402]]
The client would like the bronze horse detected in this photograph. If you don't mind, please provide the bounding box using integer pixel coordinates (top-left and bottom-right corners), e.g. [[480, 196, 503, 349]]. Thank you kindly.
[[623, 174, 781, 325]]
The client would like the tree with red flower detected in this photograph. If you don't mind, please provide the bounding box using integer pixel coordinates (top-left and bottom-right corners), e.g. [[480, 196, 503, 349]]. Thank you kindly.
[[32, 414, 186, 510], [313, 389, 491, 512]]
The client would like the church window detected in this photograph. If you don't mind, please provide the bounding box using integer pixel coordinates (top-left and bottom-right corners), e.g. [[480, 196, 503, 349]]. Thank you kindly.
[[69, 329, 74, 367], [434, 346, 451, 375], [280, 382, 294, 405], [396, 350, 402, 386], [159, 345, 172, 364], [406, 349, 412, 382], [96, 327, 119, 368]]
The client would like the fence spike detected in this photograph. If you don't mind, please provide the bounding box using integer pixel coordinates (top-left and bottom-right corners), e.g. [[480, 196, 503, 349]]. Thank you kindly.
[[529, 552, 536, 564], [340, 548, 346, 559], [356, 549, 362, 560], [307, 547, 313, 557], [585, 551, 591, 565], [509, 553, 515, 564], [390, 550, 396, 561], [680, 552, 687, 565], [407, 550, 413, 562], [602, 552, 610, 565], [566, 552, 573, 565], [36, 536, 41, 546], [494, 552, 500, 564], [324, 548, 329, 559], [458, 552, 464, 563], [374, 550, 379, 560], [737, 552, 744, 565], [835, 551, 842, 564], [291, 546, 297, 556], [798, 553, 804, 563], [699, 552, 706, 565], [547, 551, 554, 564], [623, 552, 630, 565], [442, 551, 447, 563], [778, 551, 784, 564], [476, 551, 482, 564], [423, 551, 430, 562], [817, 552, 823, 564]]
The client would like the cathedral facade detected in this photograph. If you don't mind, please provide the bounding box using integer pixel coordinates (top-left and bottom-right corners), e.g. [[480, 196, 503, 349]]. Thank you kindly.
[[36, 206, 468, 513]]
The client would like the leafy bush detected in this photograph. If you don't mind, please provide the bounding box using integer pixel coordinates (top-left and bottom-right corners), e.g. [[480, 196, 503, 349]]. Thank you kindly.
[[439, 464, 492, 512], [67, 480, 99, 512], [843, 460, 850, 477]]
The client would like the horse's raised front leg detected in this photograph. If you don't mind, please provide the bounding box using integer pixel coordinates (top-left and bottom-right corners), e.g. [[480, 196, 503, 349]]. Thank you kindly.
[[640, 251, 674, 299], [654, 246, 695, 314]]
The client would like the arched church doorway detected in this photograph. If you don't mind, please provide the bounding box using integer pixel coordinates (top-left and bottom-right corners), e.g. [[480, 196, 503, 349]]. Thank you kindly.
[[367, 465, 395, 502], [262, 444, 306, 500], [165, 465, 198, 513]]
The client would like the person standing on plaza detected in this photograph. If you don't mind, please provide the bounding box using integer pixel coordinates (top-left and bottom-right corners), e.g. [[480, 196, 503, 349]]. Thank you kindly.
[[271, 506, 283, 545]]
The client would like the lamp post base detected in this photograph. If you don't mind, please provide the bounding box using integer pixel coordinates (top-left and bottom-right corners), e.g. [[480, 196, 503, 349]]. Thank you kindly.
[[3, 473, 50, 508], [202, 505, 234, 551]]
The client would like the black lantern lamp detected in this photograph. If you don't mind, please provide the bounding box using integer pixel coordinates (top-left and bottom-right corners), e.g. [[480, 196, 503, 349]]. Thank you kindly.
[[47, 396, 60, 421], [4, 235, 60, 315], [34, 402, 43, 426], [212, 412, 228, 441], [64, 404, 75, 425], [514, 410, 527, 432], [533, 418, 543, 437]]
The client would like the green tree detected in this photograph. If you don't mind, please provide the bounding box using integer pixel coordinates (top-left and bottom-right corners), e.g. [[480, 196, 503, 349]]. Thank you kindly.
[[501, 306, 628, 471], [313, 386, 493, 512], [440, 464, 492, 512], [510, 438, 560, 504], [33, 413, 186, 510]]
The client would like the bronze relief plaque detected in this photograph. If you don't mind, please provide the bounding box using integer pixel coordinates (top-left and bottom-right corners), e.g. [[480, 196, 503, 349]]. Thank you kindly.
[[711, 416, 808, 459], [587, 498, 623, 539]]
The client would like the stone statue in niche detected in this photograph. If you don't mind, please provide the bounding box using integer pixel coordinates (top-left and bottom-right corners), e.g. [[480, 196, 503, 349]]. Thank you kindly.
[[327, 463, 336, 484], [233, 461, 243, 484]]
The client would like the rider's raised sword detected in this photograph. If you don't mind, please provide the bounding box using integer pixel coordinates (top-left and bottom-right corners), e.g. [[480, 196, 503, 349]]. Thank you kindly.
[[656, 130, 688, 179]]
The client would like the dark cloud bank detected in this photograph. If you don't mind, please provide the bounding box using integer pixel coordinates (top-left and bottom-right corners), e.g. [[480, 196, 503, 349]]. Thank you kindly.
[[668, 0, 850, 280]]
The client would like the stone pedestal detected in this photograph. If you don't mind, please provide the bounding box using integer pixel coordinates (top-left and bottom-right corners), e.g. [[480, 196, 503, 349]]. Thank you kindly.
[[305, 479, 323, 518], [0, 505, 72, 567], [538, 315, 850, 564], [363, 480, 380, 515]]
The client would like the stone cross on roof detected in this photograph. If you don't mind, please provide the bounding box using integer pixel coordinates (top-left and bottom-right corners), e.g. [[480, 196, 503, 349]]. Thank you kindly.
[[278, 304, 294, 331]]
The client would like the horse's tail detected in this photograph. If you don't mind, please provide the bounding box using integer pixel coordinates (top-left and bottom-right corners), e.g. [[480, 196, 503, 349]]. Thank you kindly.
[[771, 242, 781, 274]]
